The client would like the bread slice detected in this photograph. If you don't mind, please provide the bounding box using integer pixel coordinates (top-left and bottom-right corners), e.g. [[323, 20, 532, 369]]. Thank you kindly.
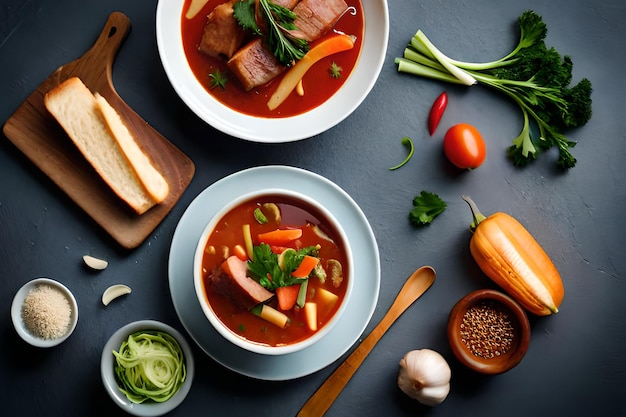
[[95, 93, 169, 203], [44, 77, 168, 215]]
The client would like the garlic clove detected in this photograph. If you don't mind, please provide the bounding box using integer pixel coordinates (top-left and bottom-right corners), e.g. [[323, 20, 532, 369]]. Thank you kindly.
[[418, 385, 451, 407], [83, 255, 108, 270], [102, 284, 131, 306]]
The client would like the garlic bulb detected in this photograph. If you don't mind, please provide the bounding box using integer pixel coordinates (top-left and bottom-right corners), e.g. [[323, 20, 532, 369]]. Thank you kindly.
[[397, 349, 451, 406]]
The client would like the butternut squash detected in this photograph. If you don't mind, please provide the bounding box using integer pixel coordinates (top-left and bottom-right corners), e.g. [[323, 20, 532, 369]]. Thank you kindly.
[[463, 196, 564, 316]]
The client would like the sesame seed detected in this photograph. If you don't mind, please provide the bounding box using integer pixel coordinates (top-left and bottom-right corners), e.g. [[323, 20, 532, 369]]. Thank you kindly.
[[21, 284, 72, 340]]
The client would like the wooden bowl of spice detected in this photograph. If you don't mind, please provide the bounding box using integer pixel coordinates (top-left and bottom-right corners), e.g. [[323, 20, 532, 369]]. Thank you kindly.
[[447, 289, 530, 374], [11, 278, 78, 348]]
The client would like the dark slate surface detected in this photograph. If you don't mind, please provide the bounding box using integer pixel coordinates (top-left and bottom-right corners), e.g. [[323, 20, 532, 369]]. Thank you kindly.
[[1, 0, 624, 416]]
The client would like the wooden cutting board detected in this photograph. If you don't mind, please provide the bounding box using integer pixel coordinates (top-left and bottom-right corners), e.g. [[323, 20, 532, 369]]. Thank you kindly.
[[3, 12, 195, 249]]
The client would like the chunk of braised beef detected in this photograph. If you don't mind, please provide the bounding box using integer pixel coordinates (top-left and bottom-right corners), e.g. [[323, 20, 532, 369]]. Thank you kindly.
[[293, 0, 349, 42], [198, 0, 247, 59], [208, 0, 349, 90], [227, 38, 286, 91], [208, 256, 274, 310]]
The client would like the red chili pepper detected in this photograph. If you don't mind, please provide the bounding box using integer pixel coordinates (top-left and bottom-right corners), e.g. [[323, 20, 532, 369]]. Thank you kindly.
[[428, 91, 448, 135]]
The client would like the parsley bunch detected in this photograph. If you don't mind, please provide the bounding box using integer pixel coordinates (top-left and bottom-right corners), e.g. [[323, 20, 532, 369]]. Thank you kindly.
[[396, 10, 592, 169], [233, 0, 309, 66], [248, 244, 316, 290]]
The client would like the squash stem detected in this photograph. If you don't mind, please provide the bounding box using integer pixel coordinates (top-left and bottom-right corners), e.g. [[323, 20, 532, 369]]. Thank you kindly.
[[462, 195, 487, 231]]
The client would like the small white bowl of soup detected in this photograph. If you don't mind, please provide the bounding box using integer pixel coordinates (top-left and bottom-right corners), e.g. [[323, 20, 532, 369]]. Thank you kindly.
[[193, 189, 353, 355]]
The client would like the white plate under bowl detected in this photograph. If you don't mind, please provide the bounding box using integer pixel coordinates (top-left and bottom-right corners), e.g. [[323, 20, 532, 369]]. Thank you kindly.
[[101, 320, 195, 417], [156, 0, 389, 142], [168, 165, 381, 380]]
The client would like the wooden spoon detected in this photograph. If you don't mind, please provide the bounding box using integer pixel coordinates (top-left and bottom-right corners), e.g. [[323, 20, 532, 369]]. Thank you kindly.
[[297, 265, 436, 417]]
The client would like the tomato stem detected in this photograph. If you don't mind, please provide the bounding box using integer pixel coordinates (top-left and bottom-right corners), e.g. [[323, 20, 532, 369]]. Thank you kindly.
[[462, 195, 487, 231]]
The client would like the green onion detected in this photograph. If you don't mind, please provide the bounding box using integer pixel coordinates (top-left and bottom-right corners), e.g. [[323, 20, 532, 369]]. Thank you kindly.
[[389, 137, 415, 170], [112, 330, 186, 404], [296, 279, 309, 308]]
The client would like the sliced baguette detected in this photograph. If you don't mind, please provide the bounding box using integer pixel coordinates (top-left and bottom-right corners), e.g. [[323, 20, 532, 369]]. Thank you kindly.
[[95, 93, 169, 203], [44, 77, 168, 215]]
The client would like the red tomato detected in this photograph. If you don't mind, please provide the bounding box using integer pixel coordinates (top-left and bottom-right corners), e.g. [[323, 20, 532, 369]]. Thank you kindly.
[[443, 124, 486, 169]]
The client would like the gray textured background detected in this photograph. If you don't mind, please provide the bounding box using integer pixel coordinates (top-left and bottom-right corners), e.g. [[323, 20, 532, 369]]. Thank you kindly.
[[1, 0, 624, 416]]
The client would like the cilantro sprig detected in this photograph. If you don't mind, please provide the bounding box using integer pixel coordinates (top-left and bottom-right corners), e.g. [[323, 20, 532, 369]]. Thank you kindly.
[[409, 191, 447, 227], [208, 69, 228, 90], [233, 0, 309, 66], [329, 61, 343, 79], [248, 243, 316, 290]]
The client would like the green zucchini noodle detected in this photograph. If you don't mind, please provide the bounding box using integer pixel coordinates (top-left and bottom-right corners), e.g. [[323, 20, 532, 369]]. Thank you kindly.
[[112, 330, 187, 403]]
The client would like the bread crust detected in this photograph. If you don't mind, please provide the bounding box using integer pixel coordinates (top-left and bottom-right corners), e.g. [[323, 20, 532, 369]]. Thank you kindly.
[[95, 93, 169, 202]]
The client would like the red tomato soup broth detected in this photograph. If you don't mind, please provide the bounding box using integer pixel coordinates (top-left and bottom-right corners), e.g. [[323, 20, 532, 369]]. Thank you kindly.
[[200, 194, 350, 347], [181, 0, 364, 118]]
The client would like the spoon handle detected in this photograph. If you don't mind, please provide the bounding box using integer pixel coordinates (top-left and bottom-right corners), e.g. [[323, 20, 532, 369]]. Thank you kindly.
[[297, 266, 435, 417]]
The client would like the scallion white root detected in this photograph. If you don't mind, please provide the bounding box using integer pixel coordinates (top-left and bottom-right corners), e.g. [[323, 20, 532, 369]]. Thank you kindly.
[[412, 30, 477, 86]]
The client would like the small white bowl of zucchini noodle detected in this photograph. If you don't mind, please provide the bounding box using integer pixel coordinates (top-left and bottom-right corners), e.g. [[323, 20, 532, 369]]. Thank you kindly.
[[101, 320, 195, 416]]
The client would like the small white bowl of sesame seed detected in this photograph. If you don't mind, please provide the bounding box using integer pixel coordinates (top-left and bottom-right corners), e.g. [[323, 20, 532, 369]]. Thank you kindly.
[[11, 278, 79, 348]]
